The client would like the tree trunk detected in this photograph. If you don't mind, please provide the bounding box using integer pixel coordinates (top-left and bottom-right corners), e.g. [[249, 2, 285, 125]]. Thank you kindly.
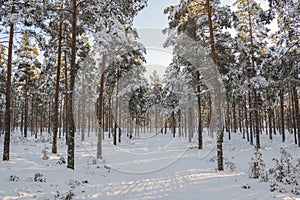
[[172, 111, 176, 137], [232, 98, 237, 133], [291, 88, 297, 144], [24, 69, 29, 138], [267, 89, 273, 140], [67, 0, 77, 170], [52, 19, 63, 154], [3, 5, 15, 161], [196, 71, 202, 149], [188, 94, 193, 143], [64, 50, 69, 144], [207, 0, 223, 170], [253, 89, 260, 148], [280, 89, 285, 142], [293, 87, 300, 147], [97, 55, 106, 159], [81, 72, 86, 141]]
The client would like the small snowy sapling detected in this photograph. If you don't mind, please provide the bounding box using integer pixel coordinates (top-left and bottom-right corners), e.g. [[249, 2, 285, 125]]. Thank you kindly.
[[248, 147, 268, 182]]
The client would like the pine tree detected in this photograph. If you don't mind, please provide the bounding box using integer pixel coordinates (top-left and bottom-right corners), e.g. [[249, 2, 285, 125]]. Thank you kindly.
[[149, 70, 163, 134], [268, 0, 300, 146], [164, 0, 231, 170], [14, 34, 40, 138], [248, 147, 268, 182], [233, 0, 271, 148]]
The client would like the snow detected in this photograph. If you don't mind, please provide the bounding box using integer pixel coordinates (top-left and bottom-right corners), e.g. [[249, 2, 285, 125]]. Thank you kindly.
[[0, 130, 299, 200]]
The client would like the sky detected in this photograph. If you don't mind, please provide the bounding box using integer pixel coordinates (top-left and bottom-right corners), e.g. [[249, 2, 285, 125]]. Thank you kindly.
[[132, 0, 272, 80], [133, 0, 179, 81]]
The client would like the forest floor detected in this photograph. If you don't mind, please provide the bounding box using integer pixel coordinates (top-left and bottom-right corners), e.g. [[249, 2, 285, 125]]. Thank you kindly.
[[0, 129, 299, 200]]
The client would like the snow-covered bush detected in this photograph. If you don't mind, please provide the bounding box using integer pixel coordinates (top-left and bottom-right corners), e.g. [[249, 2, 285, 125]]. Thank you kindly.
[[248, 147, 268, 182], [269, 148, 298, 185], [42, 148, 49, 160], [269, 148, 299, 195]]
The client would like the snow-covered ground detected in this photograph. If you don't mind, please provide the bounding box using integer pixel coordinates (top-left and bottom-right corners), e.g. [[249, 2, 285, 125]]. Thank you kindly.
[[0, 129, 299, 200]]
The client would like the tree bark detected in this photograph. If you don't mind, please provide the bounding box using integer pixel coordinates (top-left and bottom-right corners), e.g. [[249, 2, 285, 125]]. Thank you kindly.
[[3, 5, 15, 161], [267, 89, 273, 140], [97, 55, 106, 159], [280, 89, 285, 142], [24, 70, 29, 138], [52, 19, 63, 154], [196, 71, 202, 149], [64, 50, 69, 144], [246, 0, 260, 148], [81, 72, 86, 141], [206, 0, 223, 170], [292, 87, 300, 147], [67, 0, 77, 170]]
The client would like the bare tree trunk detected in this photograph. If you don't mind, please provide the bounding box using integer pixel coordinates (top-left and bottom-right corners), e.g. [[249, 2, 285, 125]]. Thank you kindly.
[[196, 71, 202, 149], [188, 94, 193, 143], [227, 100, 231, 140], [207, 0, 223, 170], [267, 89, 273, 140], [172, 111, 176, 137], [52, 19, 63, 154], [24, 69, 29, 138], [292, 87, 300, 147], [67, 0, 77, 170], [280, 89, 285, 142], [238, 103, 242, 133], [3, 5, 15, 161], [232, 98, 237, 133], [64, 50, 69, 144], [291, 88, 297, 144], [81, 73, 86, 141], [97, 55, 106, 159], [254, 89, 260, 148]]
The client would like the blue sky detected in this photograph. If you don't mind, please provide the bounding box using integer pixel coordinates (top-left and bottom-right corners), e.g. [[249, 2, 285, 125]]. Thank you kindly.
[[132, 0, 271, 80], [133, 0, 179, 28], [133, 0, 179, 80]]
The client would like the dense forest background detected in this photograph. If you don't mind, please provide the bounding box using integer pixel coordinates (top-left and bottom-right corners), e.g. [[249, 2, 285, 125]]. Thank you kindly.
[[0, 0, 299, 171]]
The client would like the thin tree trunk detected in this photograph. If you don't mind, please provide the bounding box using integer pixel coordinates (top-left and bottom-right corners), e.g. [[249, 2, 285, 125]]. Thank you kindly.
[[227, 100, 231, 140], [291, 88, 297, 144], [292, 87, 300, 147], [232, 98, 237, 133], [207, 0, 223, 170], [64, 50, 69, 144], [249, 95, 253, 146], [24, 70, 29, 138], [67, 0, 77, 170], [81, 72, 86, 141], [244, 97, 249, 141], [196, 71, 202, 149], [280, 89, 285, 142], [172, 111, 176, 137], [3, 5, 15, 161], [52, 19, 63, 154], [267, 89, 273, 140], [254, 89, 260, 148], [97, 55, 106, 159]]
